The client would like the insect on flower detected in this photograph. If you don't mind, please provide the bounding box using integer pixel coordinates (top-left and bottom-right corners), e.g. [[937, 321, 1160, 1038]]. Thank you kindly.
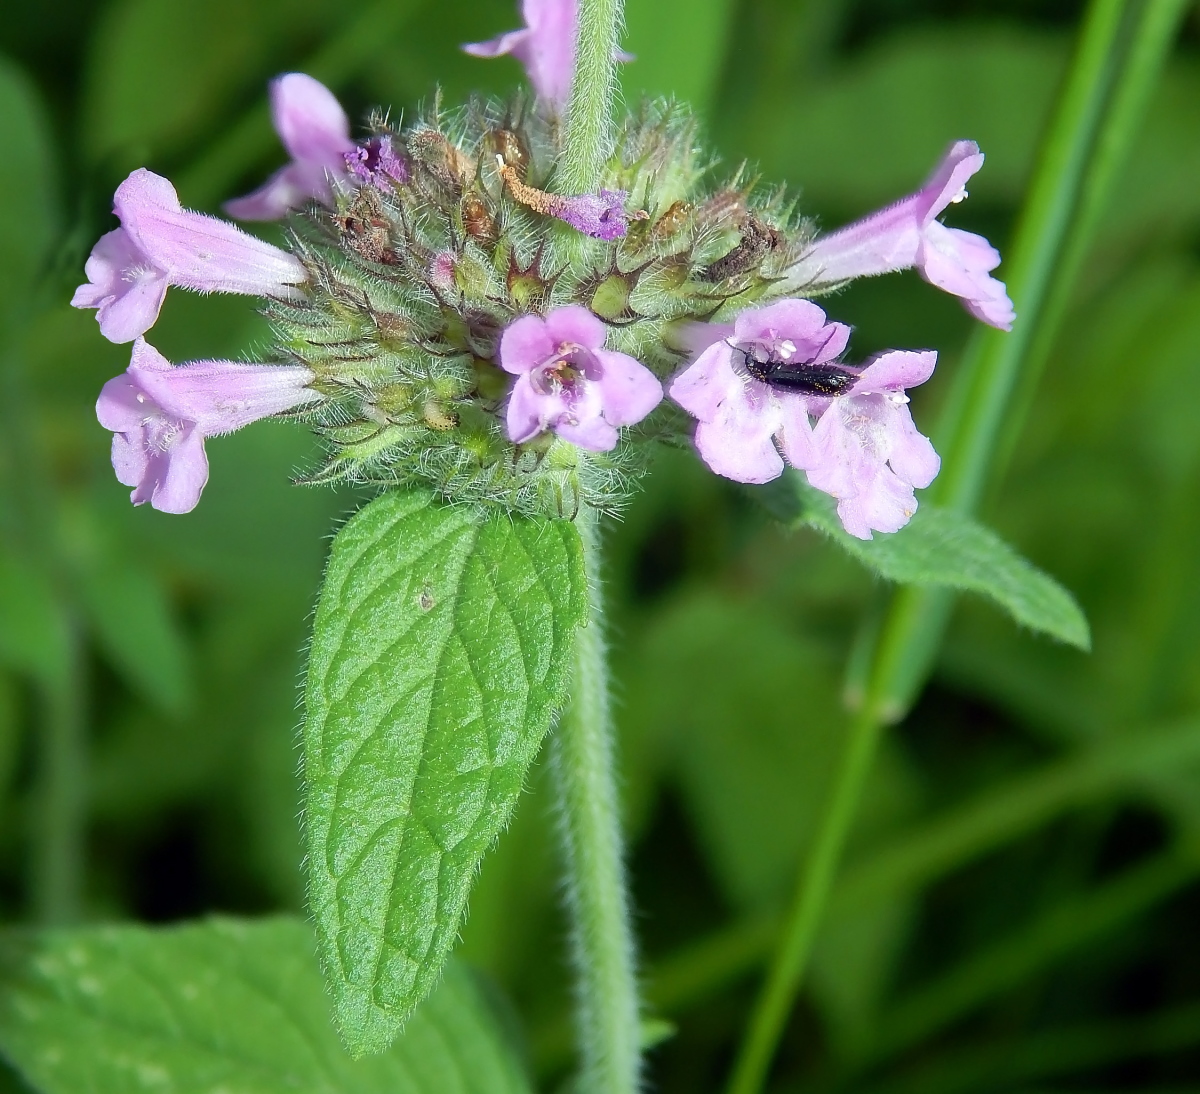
[[733, 342, 858, 397]]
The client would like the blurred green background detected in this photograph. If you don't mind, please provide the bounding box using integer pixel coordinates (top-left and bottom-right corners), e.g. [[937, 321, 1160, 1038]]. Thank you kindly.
[[2, 0, 1200, 1091]]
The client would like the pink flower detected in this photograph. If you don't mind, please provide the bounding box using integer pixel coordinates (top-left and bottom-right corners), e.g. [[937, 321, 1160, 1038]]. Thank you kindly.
[[499, 305, 662, 451], [670, 300, 941, 538], [463, 0, 632, 110], [96, 339, 321, 514], [71, 169, 308, 344], [800, 351, 941, 540], [225, 73, 356, 220], [788, 141, 1016, 331], [669, 300, 851, 484]]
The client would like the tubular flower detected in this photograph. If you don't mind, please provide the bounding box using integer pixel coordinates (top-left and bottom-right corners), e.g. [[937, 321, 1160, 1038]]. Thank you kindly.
[[72, 169, 308, 343], [96, 339, 322, 514], [799, 351, 941, 540], [225, 73, 356, 220], [669, 300, 851, 484], [786, 141, 1016, 331], [463, 0, 632, 110], [500, 306, 662, 452]]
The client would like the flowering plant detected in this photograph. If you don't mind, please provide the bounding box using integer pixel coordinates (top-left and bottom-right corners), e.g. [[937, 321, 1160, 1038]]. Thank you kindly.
[[34, 1, 1154, 1092]]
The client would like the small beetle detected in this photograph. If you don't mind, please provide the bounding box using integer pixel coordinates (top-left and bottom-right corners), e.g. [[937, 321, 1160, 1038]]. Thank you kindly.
[[735, 346, 857, 397]]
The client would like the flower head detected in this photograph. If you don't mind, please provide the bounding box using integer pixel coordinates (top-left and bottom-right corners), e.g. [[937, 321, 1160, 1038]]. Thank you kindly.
[[71, 169, 308, 343], [463, 0, 632, 110], [788, 141, 1015, 330], [669, 300, 851, 483], [799, 351, 941, 539], [96, 339, 321, 513], [499, 305, 662, 451], [225, 73, 356, 220]]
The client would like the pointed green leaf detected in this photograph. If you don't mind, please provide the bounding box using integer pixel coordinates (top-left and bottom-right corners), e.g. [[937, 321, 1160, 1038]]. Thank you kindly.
[[304, 489, 586, 1055], [0, 917, 533, 1094], [767, 475, 1090, 649]]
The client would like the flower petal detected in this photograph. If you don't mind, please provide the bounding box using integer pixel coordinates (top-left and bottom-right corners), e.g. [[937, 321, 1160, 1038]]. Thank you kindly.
[[593, 349, 662, 427], [694, 415, 784, 484], [850, 349, 937, 395], [499, 314, 557, 375], [149, 424, 210, 514], [543, 304, 607, 351], [271, 73, 353, 166], [505, 373, 549, 442]]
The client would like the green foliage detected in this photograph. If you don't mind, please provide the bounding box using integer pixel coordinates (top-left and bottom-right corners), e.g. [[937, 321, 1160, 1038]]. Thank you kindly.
[[0, 57, 57, 314], [304, 489, 586, 1054], [622, 0, 737, 116], [0, 548, 68, 690], [0, 917, 532, 1094], [773, 474, 1090, 650]]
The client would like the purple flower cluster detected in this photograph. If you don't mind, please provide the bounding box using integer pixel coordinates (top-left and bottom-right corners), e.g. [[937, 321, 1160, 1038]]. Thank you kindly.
[[68, 0, 1017, 538], [670, 302, 938, 539]]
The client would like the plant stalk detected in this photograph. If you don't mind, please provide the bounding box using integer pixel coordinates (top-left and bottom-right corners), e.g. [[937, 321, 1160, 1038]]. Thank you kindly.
[[552, 505, 641, 1094], [557, 0, 625, 195]]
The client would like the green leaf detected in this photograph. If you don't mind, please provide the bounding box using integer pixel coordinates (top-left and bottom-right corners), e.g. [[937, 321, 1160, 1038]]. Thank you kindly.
[[0, 917, 533, 1094], [0, 56, 57, 312], [81, 0, 348, 167], [77, 558, 192, 716], [304, 489, 586, 1055], [0, 546, 69, 689], [771, 475, 1090, 650]]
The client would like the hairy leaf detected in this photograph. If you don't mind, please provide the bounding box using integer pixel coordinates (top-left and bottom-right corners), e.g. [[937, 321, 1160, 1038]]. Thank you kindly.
[[765, 475, 1090, 649], [305, 490, 586, 1055], [0, 917, 532, 1094]]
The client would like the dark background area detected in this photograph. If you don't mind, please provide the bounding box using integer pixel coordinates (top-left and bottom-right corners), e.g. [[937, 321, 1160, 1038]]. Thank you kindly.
[[2, 0, 1200, 1091]]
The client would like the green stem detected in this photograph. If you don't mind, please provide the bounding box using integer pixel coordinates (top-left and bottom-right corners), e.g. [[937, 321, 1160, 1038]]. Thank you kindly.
[[725, 2, 1185, 1089], [557, 0, 625, 195], [552, 506, 640, 1094]]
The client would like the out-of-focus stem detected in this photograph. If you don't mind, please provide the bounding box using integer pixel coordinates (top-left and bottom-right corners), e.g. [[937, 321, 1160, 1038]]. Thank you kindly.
[[552, 506, 641, 1094]]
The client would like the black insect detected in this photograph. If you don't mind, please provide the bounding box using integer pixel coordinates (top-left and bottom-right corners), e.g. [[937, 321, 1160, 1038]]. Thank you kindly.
[[736, 347, 858, 397]]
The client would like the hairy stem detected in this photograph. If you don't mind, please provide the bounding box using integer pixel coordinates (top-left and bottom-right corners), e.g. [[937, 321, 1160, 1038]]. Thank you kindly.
[[725, 1, 1187, 1090], [558, 0, 625, 195], [552, 506, 640, 1094]]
